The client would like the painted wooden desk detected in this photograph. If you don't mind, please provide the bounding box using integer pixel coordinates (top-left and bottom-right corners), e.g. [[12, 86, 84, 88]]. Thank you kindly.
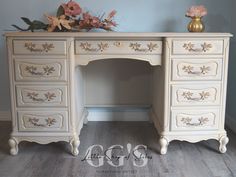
[[5, 32, 232, 155]]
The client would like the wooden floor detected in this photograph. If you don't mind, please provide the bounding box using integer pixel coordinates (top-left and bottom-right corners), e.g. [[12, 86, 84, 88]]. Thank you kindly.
[[0, 121, 236, 177]]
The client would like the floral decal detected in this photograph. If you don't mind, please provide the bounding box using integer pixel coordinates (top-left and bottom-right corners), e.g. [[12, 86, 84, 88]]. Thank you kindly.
[[28, 117, 57, 127], [181, 117, 209, 126], [25, 65, 55, 76], [12, 0, 117, 32], [27, 91, 56, 102]]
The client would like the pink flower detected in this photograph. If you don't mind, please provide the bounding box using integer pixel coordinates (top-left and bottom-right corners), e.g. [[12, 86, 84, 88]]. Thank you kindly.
[[91, 16, 101, 27], [62, 0, 82, 17], [107, 10, 117, 21], [103, 10, 117, 29], [79, 12, 101, 28], [82, 12, 92, 21], [78, 11, 117, 31], [186, 5, 207, 18]]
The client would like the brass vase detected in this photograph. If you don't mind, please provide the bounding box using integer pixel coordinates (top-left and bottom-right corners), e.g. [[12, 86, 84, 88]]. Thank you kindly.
[[187, 17, 205, 32]]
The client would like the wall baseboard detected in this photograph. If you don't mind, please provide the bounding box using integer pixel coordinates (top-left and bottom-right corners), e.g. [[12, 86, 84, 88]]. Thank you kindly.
[[226, 114, 236, 133], [87, 107, 150, 121], [0, 111, 11, 121]]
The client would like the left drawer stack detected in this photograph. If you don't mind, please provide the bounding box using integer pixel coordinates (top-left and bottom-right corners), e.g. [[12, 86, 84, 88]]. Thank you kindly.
[[11, 39, 69, 133]]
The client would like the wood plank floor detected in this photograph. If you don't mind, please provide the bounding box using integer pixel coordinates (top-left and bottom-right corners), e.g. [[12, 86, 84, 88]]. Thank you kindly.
[[0, 121, 236, 177]]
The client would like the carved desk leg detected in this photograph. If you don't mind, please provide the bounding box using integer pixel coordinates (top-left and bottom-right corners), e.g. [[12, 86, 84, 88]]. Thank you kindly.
[[8, 137, 18, 155], [70, 137, 80, 156], [83, 109, 89, 125], [159, 136, 169, 155], [219, 135, 229, 153]]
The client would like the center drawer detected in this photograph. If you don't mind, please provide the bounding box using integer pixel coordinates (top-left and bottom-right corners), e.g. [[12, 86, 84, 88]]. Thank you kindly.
[[75, 40, 162, 55]]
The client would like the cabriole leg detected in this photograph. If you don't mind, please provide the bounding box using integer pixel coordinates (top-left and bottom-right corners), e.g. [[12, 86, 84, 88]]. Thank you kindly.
[[159, 136, 169, 155], [219, 135, 229, 153], [83, 109, 89, 125], [83, 117, 88, 125], [70, 137, 80, 156], [8, 138, 18, 155]]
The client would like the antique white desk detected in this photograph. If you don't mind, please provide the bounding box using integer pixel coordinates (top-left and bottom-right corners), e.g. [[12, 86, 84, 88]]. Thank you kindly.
[[5, 32, 232, 155]]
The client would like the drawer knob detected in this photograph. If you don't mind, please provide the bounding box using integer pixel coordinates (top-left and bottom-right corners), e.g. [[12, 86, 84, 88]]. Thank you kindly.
[[182, 91, 210, 101], [182, 65, 210, 75], [113, 41, 122, 47], [24, 42, 55, 52], [129, 42, 158, 52], [181, 117, 209, 126], [183, 42, 212, 52]]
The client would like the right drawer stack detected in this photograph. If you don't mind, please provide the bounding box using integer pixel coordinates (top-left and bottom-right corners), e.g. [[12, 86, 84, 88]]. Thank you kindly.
[[170, 38, 224, 131]]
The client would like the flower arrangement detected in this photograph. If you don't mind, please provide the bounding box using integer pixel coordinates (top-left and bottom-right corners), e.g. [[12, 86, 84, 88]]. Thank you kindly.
[[185, 5, 207, 18], [12, 0, 117, 32]]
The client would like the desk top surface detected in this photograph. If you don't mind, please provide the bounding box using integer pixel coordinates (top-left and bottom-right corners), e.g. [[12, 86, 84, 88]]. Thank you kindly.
[[4, 32, 233, 38]]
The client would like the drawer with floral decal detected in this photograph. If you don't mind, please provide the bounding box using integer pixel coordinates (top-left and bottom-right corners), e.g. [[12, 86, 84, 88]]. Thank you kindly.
[[13, 39, 67, 55], [17, 110, 69, 132], [14, 59, 67, 81], [16, 85, 68, 107], [171, 84, 221, 106], [17, 110, 68, 132], [75, 40, 163, 54], [171, 59, 223, 81], [171, 108, 220, 131], [172, 39, 224, 55]]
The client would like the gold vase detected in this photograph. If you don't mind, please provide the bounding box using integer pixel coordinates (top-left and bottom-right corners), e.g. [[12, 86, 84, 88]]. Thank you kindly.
[[187, 17, 205, 32]]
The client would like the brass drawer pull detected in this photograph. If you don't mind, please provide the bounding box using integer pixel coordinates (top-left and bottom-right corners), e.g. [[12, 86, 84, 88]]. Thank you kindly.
[[25, 65, 55, 76], [182, 65, 211, 75], [27, 92, 56, 102], [182, 91, 210, 101], [28, 117, 56, 127], [24, 42, 55, 52], [181, 117, 209, 126], [129, 42, 158, 52], [183, 42, 212, 52], [80, 42, 109, 52]]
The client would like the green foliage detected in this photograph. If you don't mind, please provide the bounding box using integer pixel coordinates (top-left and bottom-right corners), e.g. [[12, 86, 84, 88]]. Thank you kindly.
[[12, 17, 48, 32], [21, 17, 32, 25]]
